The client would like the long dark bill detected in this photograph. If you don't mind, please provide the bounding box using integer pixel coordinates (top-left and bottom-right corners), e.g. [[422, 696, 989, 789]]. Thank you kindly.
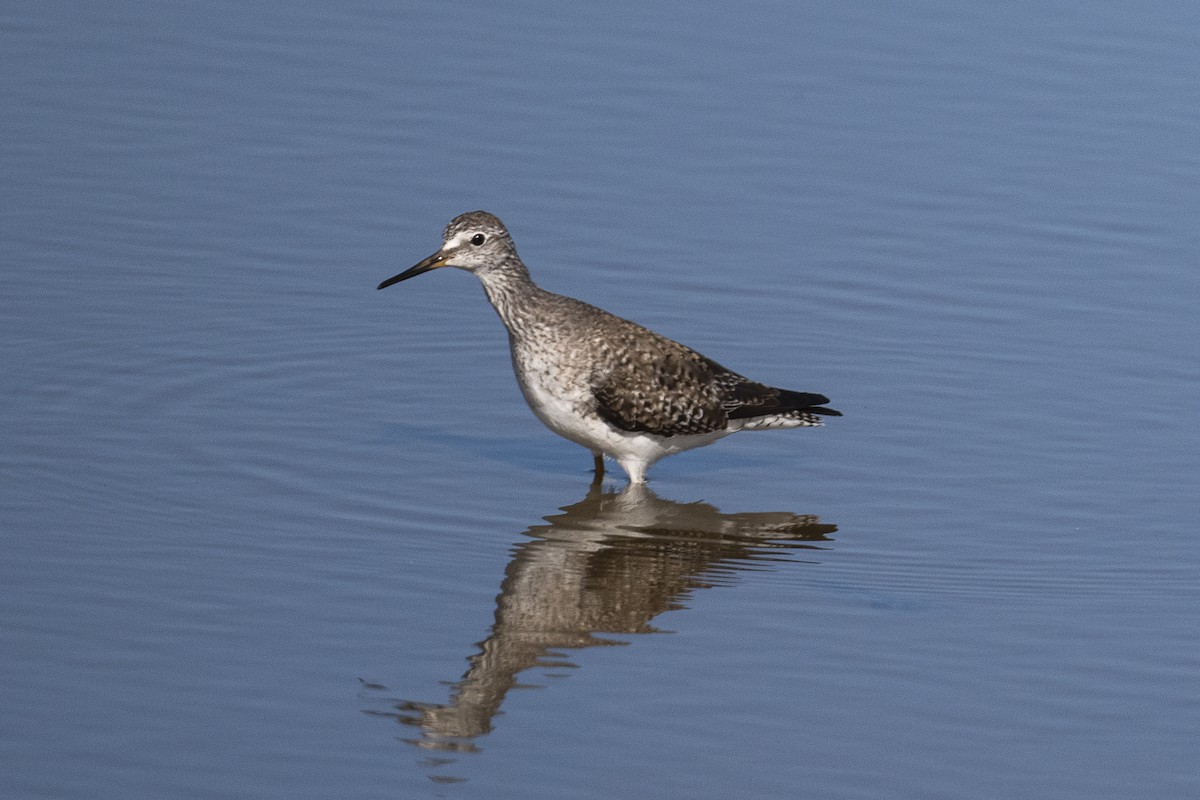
[[377, 252, 448, 290]]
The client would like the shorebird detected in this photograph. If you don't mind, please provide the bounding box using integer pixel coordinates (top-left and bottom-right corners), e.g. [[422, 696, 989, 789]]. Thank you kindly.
[[378, 211, 840, 483]]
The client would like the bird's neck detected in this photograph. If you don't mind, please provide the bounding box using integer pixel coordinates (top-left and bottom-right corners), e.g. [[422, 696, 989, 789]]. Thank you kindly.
[[474, 258, 546, 335]]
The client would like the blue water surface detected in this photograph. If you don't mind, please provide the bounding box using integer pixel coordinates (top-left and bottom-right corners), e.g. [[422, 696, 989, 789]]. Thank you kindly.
[[3, 2, 1198, 798]]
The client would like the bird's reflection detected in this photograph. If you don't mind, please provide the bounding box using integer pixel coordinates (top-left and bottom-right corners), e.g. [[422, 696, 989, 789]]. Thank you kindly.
[[361, 483, 836, 759]]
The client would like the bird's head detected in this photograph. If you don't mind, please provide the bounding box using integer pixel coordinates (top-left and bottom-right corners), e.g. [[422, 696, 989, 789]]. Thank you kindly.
[[378, 211, 516, 289]]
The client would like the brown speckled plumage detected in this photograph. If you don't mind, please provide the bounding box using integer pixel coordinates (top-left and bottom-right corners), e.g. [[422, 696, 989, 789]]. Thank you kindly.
[[378, 211, 840, 483]]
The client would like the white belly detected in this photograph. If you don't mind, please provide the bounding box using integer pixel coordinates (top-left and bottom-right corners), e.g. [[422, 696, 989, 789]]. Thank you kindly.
[[513, 357, 731, 481]]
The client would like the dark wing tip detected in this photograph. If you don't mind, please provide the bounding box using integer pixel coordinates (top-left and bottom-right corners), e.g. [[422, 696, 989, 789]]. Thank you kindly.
[[724, 385, 842, 421]]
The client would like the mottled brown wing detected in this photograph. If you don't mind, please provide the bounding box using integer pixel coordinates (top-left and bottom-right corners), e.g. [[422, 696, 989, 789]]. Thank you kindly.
[[704, 356, 839, 420], [590, 331, 731, 437]]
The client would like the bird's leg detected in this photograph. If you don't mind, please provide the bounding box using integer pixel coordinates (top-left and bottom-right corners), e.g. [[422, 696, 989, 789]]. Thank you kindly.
[[591, 452, 605, 485]]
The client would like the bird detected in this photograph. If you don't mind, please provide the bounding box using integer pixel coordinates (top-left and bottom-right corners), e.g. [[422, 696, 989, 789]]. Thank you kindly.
[[377, 211, 840, 484]]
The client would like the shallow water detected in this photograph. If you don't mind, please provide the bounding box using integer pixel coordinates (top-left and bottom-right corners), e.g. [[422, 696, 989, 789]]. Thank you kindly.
[[3, 2, 1199, 798]]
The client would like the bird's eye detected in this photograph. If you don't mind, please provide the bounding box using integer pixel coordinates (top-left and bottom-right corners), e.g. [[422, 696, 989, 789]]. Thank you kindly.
[[470, 233, 486, 246]]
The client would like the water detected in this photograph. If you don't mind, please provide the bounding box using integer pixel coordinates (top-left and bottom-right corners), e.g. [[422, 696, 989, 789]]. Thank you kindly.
[[3, 2, 1199, 798]]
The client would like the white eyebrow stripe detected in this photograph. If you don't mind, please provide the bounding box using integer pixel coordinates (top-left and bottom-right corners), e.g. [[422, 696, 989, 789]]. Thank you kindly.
[[444, 232, 469, 250]]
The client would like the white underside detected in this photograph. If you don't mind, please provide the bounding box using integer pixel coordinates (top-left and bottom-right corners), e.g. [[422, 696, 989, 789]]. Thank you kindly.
[[516, 368, 736, 483]]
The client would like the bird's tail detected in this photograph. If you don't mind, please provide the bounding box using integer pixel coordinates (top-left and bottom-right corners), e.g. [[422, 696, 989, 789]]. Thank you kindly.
[[770, 389, 842, 418]]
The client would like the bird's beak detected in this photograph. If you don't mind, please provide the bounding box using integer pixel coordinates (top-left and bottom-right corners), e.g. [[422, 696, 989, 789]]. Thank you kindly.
[[377, 251, 450, 290]]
